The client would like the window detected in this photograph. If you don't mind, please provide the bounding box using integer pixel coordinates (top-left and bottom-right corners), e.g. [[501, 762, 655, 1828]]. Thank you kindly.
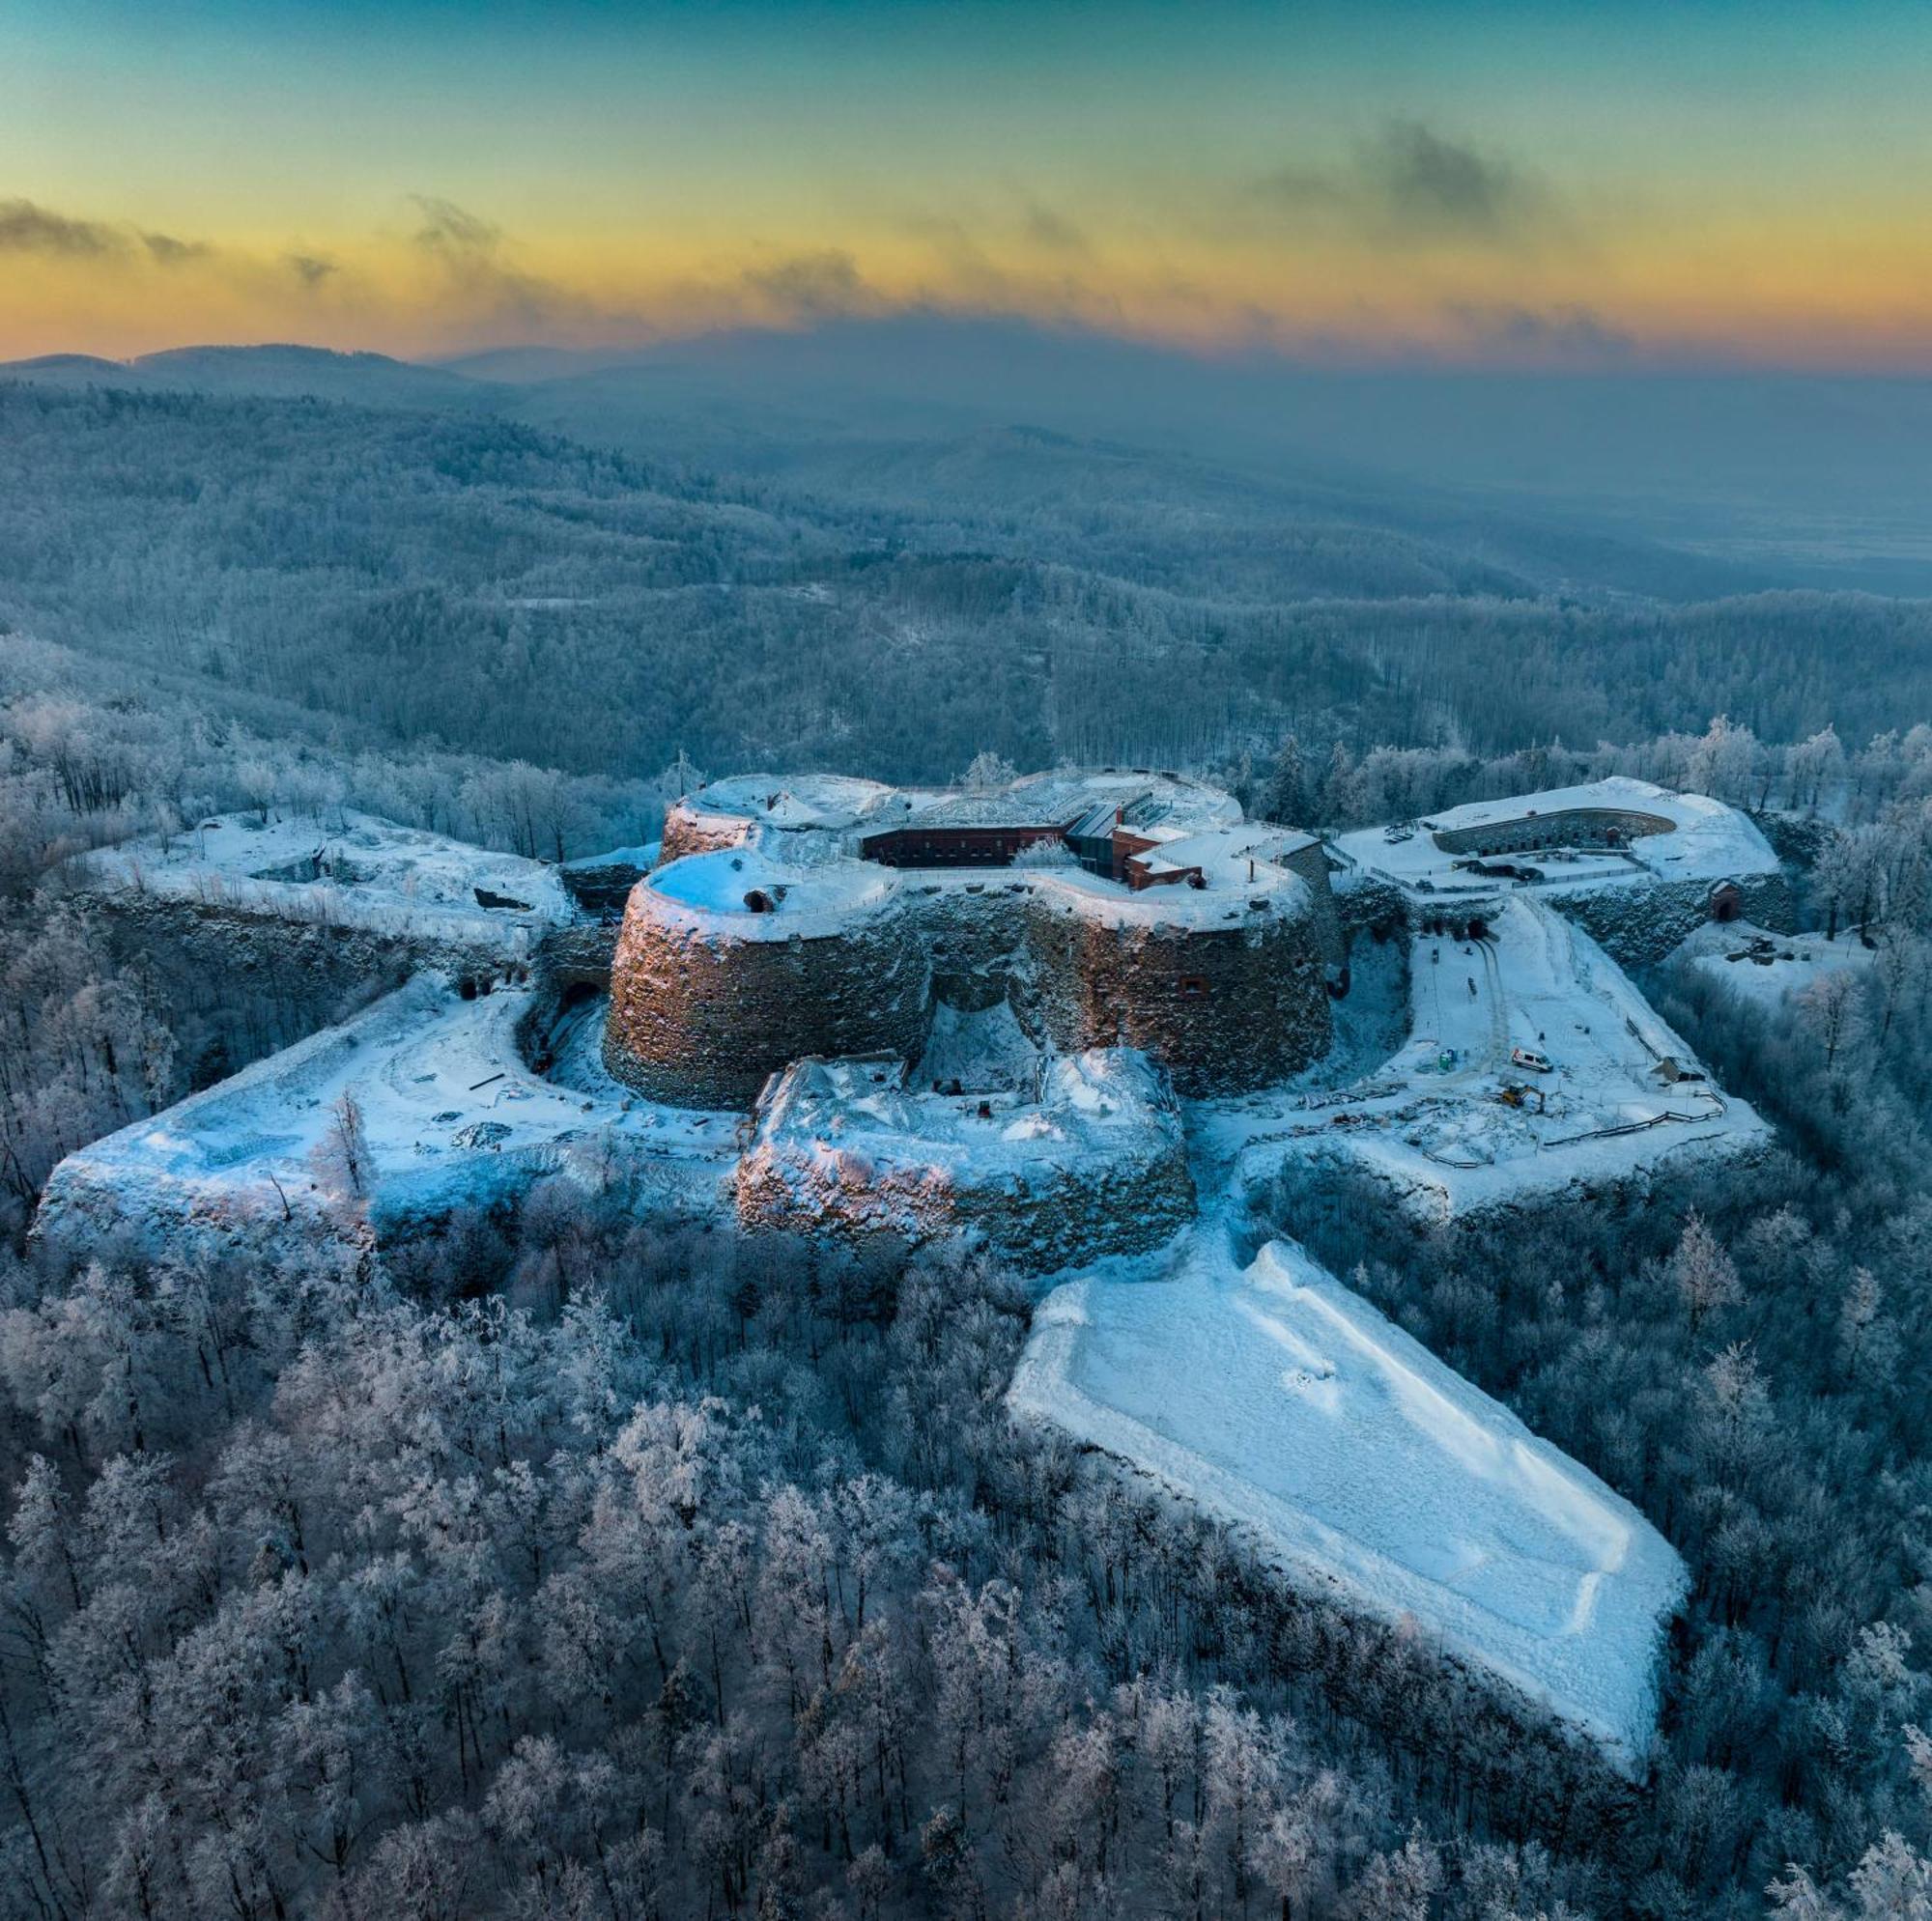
[[1178, 975, 1209, 1000]]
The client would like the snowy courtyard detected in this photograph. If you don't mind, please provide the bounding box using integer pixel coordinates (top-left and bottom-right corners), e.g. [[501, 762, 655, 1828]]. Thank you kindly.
[[1206, 895, 1768, 1215]]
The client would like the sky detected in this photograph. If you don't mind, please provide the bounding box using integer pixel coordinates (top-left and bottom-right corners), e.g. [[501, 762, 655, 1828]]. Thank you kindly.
[[3, 0, 1929, 369]]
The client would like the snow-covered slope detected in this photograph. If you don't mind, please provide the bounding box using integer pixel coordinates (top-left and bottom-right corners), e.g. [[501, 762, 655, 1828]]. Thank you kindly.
[[35, 977, 734, 1252], [1334, 777, 1779, 900], [79, 810, 572, 960], [1010, 1229, 1688, 1769], [1681, 920, 1874, 1010], [1207, 896, 1769, 1216]]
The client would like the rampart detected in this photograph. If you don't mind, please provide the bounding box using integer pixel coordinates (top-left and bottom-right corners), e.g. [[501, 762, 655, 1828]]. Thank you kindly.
[[1020, 893, 1332, 1097]]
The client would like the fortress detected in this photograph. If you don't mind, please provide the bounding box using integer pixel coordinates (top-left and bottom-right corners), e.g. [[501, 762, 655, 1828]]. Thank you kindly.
[[603, 768, 1343, 1109], [39, 767, 1792, 1769]]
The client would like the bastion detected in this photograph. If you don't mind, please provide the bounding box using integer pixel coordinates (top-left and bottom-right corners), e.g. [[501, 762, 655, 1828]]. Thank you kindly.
[[602, 846, 931, 1108], [737, 1048, 1196, 1271], [660, 774, 902, 862], [1020, 877, 1333, 1096]]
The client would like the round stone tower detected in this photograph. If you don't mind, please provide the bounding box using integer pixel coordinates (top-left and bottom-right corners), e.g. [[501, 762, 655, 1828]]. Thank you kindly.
[[603, 847, 930, 1108], [1018, 874, 1331, 1097]]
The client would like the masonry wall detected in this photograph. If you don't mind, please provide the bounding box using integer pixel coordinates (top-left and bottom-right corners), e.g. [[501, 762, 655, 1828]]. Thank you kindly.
[[1432, 806, 1676, 857], [1555, 872, 1795, 968], [603, 904, 932, 1108], [658, 803, 753, 864], [1280, 842, 1347, 965], [1020, 899, 1332, 1096], [900, 878, 1031, 1011], [736, 1120, 1196, 1272]]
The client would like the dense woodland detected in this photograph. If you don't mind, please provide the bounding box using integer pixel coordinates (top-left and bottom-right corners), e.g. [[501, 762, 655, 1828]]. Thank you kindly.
[[6, 354, 1932, 1914], [5, 372, 1932, 783]]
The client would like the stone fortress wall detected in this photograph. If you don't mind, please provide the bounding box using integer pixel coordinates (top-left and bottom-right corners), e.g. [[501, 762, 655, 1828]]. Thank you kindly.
[[604, 770, 1341, 1108], [1431, 805, 1678, 858], [604, 882, 932, 1109], [735, 1052, 1197, 1272], [1557, 872, 1796, 968], [1018, 893, 1331, 1097]]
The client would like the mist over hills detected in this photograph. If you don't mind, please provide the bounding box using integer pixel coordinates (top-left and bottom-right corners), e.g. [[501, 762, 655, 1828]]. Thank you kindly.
[[2, 326, 1929, 788]]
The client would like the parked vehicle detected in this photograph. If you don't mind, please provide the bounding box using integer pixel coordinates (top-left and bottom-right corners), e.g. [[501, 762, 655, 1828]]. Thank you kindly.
[[1510, 1045, 1553, 1074]]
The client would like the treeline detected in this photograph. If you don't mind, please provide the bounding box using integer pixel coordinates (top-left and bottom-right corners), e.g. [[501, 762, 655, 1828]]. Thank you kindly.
[[0, 637, 668, 1222], [5, 381, 1932, 786], [6, 901, 1932, 1915]]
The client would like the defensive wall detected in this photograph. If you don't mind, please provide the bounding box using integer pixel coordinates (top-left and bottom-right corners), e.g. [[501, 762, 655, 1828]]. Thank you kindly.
[[604, 835, 1337, 1106], [735, 1051, 1197, 1272], [602, 854, 932, 1109], [1431, 805, 1678, 858], [1017, 890, 1332, 1097]]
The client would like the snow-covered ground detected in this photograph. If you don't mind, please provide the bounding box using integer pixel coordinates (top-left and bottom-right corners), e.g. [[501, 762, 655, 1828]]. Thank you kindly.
[[677, 773, 898, 836], [79, 810, 574, 959], [748, 1045, 1182, 1180], [36, 977, 736, 1249], [915, 1001, 1042, 1093], [1680, 920, 1874, 1010], [1009, 1227, 1687, 1769], [1334, 777, 1779, 903], [1202, 896, 1768, 1216]]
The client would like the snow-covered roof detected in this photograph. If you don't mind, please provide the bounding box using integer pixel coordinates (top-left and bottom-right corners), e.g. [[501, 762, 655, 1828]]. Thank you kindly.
[[1010, 1228, 1689, 1767], [888, 768, 1245, 837], [679, 774, 896, 833], [642, 846, 903, 940], [1334, 778, 1779, 896], [1029, 846, 1311, 931]]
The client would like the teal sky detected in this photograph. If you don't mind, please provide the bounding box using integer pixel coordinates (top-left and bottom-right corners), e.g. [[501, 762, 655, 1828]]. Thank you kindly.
[[4, 0, 1929, 364]]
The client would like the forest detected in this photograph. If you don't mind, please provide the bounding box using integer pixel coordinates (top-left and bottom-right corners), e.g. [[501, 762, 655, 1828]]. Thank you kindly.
[[6, 352, 1932, 1916], [4, 367, 1932, 786], [5, 625, 1932, 1913]]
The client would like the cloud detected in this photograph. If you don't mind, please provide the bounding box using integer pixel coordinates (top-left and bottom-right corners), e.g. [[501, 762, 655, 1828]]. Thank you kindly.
[[1251, 120, 1554, 246], [0, 198, 123, 257], [284, 252, 337, 289], [1365, 121, 1536, 237], [143, 231, 213, 266], [1445, 300, 1635, 362], [1022, 202, 1088, 254], [0, 198, 224, 269], [409, 195, 502, 257], [740, 249, 884, 323], [403, 193, 582, 334]]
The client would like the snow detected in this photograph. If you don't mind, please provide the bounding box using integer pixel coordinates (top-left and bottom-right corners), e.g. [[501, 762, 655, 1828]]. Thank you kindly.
[[1680, 920, 1875, 1010], [915, 1001, 1042, 1093], [680, 774, 896, 833], [750, 1046, 1179, 1174], [644, 846, 901, 937], [895, 768, 1242, 835], [1334, 777, 1779, 901], [1009, 1227, 1688, 1768], [564, 841, 658, 872], [37, 977, 737, 1246], [1028, 858, 1310, 930], [79, 810, 573, 958], [1201, 896, 1768, 1217]]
